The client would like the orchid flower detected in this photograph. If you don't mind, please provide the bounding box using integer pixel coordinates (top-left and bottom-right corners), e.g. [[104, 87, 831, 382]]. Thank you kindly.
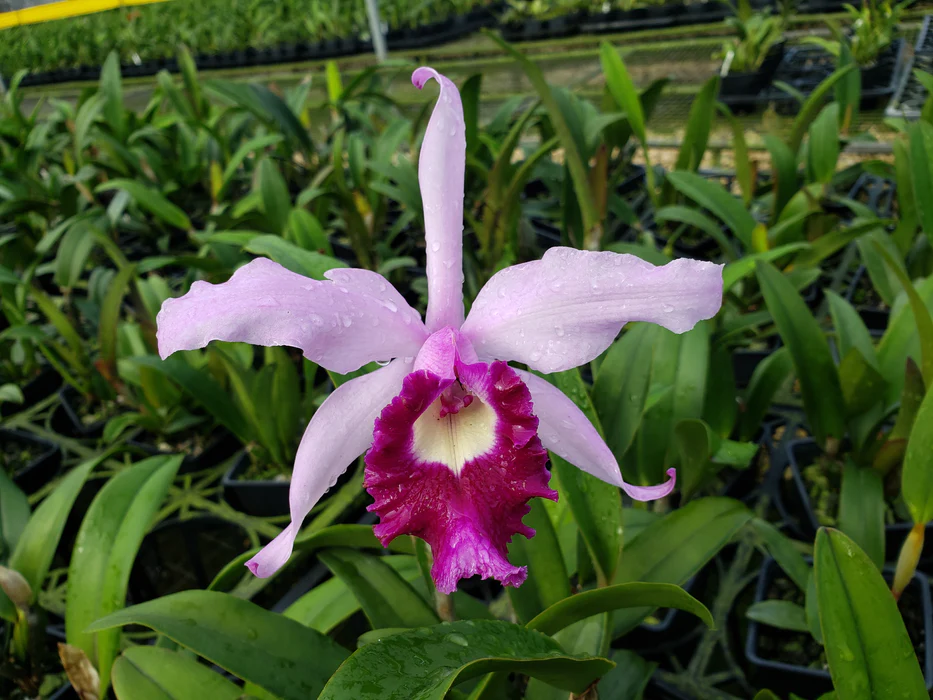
[[156, 67, 724, 594]]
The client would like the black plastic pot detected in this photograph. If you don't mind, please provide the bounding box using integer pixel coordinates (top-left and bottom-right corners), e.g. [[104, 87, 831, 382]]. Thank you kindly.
[[222, 451, 290, 518], [127, 428, 241, 476], [387, 5, 500, 50], [844, 265, 889, 335], [779, 438, 933, 566], [499, 13, 581, 42], [0, 428, 63, 495], [129, 515, 251, 601], [49, 387, 106, 440], [0, 369, 61, 418], [724, 39, 906, 114], [746, 557, 933, 695], [719, 41, 786, 106]]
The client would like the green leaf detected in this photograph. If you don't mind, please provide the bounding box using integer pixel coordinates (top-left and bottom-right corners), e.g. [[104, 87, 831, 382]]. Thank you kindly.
[[827, 290, 878, 369], [97, 180, 191, 230], [87, 590, 348, 700], [318, 548, 438, 629], [319, 620, 614, 700], [205, 81, 312, 154], [815, 528, 927, 699], [756, 261, 845, 448], [738, 347, 793, 442], [789, 65, 855, 154], [284, 556, 421, 634], [220, 134, 284, 198], [902, 385, 933, 525], [597, 649, 657, 700], [112, 646, 243, 700], [875, 243, 933, 387], [0, 469, 28, 559], [99, 51, 126, 142], [837, 461, 884, 569], [612, 498, 752, 635], [856, 231, 903, 307], [98, 263, 136, 374], [665, 170, 756, 247], [763, 134, 799, 221], [877, 277, 933, 406], [526, 582, 713, 636], [808, 103, 840, 184], [600, 43, 645, 143], [718, 103, 754, 206], [655, 205, 736, 259], [257, 158, 291, 235], [909, 121, 933, 248], [721, 244, 808, 292], [838, 349, 886, 418], [131, 355, 249, 439], [673, 419, 720, 501], [546, 368, 622, 586], [245, 235, 347, 280], [747, 600, 809, 633], [793, 218, 886, 269], [486, 34, 597, 236], [593, 324, 658, 463], [67, 455, 183, 690], [507, 499, 571, 624], [673, 75, 718, 173], [287, 208, 332, 255], [9, 456, 100, 599], [751, 518, 810, 591]]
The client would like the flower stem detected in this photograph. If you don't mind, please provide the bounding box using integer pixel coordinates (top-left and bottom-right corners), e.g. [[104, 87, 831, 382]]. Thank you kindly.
[[435, 591, 456, 622]]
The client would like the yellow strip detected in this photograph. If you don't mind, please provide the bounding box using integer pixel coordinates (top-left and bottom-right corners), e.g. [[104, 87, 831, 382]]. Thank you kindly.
[[0, 0, 169, 30]]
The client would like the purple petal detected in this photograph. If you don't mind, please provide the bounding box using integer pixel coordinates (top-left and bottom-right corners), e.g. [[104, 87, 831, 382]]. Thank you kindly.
[[365, 360, 555, 594], [412, 67, 466, 333], [461, 248, 723, 373], [157, 259, 427, 374], [246, 358, 413, 578], [517, 369, 676, 501]]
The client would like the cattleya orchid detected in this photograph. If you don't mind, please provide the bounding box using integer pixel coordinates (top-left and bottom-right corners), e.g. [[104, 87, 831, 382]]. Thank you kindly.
[[156, 67, 724, 594]]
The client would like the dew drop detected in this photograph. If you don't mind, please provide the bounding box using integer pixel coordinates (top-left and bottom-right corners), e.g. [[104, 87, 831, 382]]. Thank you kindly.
[[662, 303, 674, 313], [384, 300, 398, 312], [342, 317, 352, 327], [431, 241, 441, 252]]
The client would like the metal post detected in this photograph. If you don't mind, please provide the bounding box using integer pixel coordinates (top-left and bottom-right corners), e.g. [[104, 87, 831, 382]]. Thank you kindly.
[[364, 0, 387, 62]]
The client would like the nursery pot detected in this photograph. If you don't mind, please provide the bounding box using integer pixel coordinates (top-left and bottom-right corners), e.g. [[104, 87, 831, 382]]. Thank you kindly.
[[127, 428, 241, 476], [719, 41, 786, 100], [49, 387, 106, 440], [0, 428, 62, 495], [222, 451, 290, 518], [778, 438, 933, 568], [129, 515, 251, 601], [0, 369, 61, 418], [844, 265, 889, 335], [746, 557, 933, 695]]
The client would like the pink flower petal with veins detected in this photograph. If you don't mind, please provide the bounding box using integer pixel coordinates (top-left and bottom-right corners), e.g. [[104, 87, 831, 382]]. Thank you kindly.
[[412, 67, 466, 333], [365, 354, 555, 594], [157, 258, 426, 374], [246, 358, 412, 578], [516, 369, 676, 501], [461, 247, 723, 373]]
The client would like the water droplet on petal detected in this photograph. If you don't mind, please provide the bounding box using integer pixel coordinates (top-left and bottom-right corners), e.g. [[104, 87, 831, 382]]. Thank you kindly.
[[662, 303, 674, 313], [431, 241, 441, 252]]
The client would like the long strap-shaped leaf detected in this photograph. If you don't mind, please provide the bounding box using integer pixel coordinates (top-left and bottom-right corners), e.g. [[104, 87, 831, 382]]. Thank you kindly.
[[486, 32, 599, 238]]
